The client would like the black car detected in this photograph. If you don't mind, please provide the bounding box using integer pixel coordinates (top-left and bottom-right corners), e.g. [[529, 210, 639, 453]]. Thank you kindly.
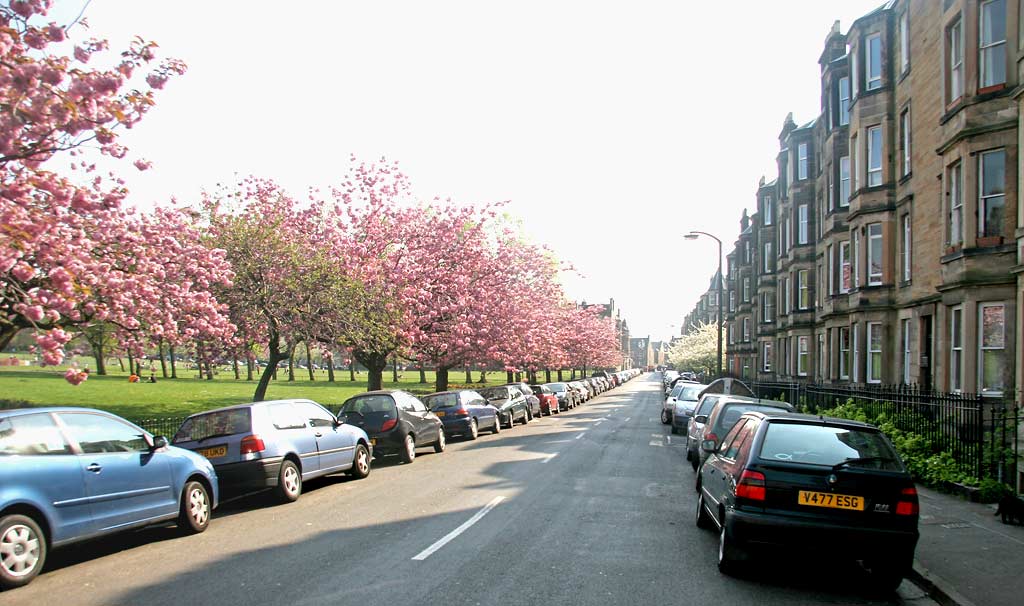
[[507, 382, 542, 419], [338, 390, 446, 463], [478, 385, 531, 428], [695, 411, 919, 591]]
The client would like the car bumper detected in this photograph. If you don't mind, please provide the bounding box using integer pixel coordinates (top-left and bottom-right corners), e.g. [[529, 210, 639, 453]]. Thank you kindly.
[[365, 429, 406, 456], [672, 414, 691, 428], [213, 457, 284, 495], [439, 416, 474, 435], [726, 508, 919, 558]]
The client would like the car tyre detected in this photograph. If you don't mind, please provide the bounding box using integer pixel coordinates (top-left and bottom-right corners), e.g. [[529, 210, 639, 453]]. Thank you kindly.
[[690, 451, 699, 471], [660, 410, 671, 424], [695, 492, 713, 530], [349, 443, 371, 479], [863, 556, 910, 594], [492, 416, 502, 434], [503, 413, 515, 429], [400, 434, 417, 463], [0, 514, 46, 590], [178, 480, 211, 533], [685, 446, 692, 461], [275, 459, 302, 503], [717, 521, 744, 575], [670, 425, 679, 435], [519, 410, 529, 425], [467, 419, 479, 440], [433, 428, 446, 453]]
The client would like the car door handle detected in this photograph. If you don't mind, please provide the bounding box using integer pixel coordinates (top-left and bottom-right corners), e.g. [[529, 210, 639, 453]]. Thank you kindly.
[[86, 463, 102, 473], [314, 432, 323, 438]]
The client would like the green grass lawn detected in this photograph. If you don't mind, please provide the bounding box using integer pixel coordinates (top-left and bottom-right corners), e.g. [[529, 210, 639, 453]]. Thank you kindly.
[[0, 363, 512, 420]]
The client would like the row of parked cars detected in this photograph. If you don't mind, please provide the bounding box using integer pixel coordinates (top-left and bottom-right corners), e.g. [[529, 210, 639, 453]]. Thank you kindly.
[[0, 369, 642, 589], [659, 372, 920, 592]]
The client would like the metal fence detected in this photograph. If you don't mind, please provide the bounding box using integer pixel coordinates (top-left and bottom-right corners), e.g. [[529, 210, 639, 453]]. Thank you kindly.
[[132, 416, 188, 438], [746, 380, 1019, 483]]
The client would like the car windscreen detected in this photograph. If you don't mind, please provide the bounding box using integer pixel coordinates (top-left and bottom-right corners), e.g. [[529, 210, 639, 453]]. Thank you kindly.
[[670, 384, 685, 398], [717, 404, 789, 433], [478, 387, 507, 401], [759, 422, 903, 470], [340, 396, 397, 415], [422, 393, 458, 410], [173, 408, 252, 444], [678, 386, 705, 401], [546, 383, 566, 392]]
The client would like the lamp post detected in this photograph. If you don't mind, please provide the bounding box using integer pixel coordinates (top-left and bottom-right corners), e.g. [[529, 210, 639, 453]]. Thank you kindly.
[[685, 231, 723, 379]]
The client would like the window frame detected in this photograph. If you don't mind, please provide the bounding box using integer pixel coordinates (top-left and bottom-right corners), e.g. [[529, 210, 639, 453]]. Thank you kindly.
[[950, 306, 963, 392], [798, 204, 809, 244], [901, 318, 912, 384], [867, 222, 883, 285], [764, 195, 773, 225], [900, 11, 910, 74], [798, 269, 810, 310], [949, 17, 964, 103], [867, 126, 883, 187], [948, 161, 963, 245], [839, 326, 851, 380], [901, 214, 912, 282], [797, 335, 809, 376], [838, 77, 850, 126], [840, 241, 851, 294], [762, 342, 772, 372], [978, 148, 1006, 239], [839, 155, 851, 206], [900, 107, 911, 176], [978, 302, 1006, 395], [798, 142, 808, 180], [867, 322, 882, 384], [979, 0, 1007, 90], [866, 33, 883, 90]]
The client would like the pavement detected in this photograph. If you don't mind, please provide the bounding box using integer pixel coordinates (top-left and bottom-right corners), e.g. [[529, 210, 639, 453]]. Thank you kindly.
[[908, 484, 1024, 606]]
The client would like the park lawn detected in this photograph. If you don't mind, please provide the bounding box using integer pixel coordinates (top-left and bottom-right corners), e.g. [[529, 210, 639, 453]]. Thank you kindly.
[[0, 365, 498, 420]]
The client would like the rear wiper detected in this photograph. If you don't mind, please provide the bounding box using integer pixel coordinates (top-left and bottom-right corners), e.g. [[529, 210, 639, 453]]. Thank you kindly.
[[197, 432, 235, 443], [832, 456, 895, 471]]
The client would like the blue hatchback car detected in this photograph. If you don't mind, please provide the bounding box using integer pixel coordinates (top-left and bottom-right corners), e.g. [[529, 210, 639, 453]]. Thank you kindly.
[[0, 407, 218, 590], [421, 390, 501, 440]]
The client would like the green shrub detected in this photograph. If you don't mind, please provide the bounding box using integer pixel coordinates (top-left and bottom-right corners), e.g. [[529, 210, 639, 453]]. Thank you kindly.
[[977, 478, 1014, 503]]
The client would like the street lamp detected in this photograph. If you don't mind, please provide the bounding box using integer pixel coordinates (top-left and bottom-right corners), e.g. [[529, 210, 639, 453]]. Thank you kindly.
[[685, 231, 723, 379]]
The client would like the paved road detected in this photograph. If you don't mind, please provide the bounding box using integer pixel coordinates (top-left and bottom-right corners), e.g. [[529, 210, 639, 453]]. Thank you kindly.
[[2, 374, 927, 605]]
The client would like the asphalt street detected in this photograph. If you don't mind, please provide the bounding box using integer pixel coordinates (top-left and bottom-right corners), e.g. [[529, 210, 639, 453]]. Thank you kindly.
[[1, 375, 926, 605]]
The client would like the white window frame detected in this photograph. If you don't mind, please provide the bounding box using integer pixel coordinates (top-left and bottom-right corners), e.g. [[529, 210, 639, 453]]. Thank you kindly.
[[840, 241, 851, 294], [978, 302, 1006, 395], [839, 156, 850, 207], [827, 244, 834, 294], [763, 342, 772, 372], [743, 276, 750, 302], [853, 230, 860, 288], [839, 326, 850, 380], [900, 107, 911, 176], [948, 162, 963, 245], [851, 42, 859, 98], [866, 33, 882, 90], [798, 143, 808, 180], [853, 134, 860, 191], [827, 169, 834, 210], [729, 290, 735, 312], [867, 126, 883, 187], [978, 149, 1005, 238], [867, 322, 882, 384], [902, 214, 911, 282], [979, 0, 1007, 89], [839, 77, 850, 126], [900, 11, 910, 74], [797, 336, 809, 376], [867, 223, 883, 285], [901, 318, 911, 384], [950, 306, 963, 392], [949, 18, 963, 102], [763, 242, 772, 273], [798, 204, 809, 244], [798, 269, 810, 310], [764, 195, 773, 225], [742, 317, 750, 342], [764, 293, 774, 323], [818, 333, 826, 380], [852, 324, 860, 382]]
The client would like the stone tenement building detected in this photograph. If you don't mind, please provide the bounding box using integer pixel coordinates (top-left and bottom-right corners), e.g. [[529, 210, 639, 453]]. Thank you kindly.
[[684, 0, 1022, 403]]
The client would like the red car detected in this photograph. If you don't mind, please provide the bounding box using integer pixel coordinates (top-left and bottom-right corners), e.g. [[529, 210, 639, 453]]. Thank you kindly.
[[530, 384, 560, 415]]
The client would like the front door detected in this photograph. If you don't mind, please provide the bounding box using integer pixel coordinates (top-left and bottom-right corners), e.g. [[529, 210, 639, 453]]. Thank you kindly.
[[295, 401, 354, 473], [58, 412, 175, 533], [920, 316, 933, 391]]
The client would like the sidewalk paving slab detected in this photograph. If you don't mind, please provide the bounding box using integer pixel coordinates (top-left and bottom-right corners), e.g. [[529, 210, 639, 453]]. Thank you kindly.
[[910, 484, 1024, 606]]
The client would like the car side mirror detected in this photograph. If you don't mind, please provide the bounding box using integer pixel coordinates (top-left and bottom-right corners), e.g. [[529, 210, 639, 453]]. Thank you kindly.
[[151, 435, 168, 450], [695, 415, 708, 424], [701, 439, 717, 453]]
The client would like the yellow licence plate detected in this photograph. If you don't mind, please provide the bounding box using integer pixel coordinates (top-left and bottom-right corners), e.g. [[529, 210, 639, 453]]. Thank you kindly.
[[199, 446, 227, 459], [370, 438, 377, 446], [798, 490, 864, 511], [435, 411, 445, 417]]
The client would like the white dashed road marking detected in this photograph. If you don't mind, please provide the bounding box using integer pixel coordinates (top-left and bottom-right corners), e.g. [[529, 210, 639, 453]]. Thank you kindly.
[[411, 496, 506, 561]]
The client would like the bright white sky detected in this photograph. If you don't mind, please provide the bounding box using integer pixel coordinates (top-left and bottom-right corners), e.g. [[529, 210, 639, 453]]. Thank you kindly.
[[63, 0, 884, 343]]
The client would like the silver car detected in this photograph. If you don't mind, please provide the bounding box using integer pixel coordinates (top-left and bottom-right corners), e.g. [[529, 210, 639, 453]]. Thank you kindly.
[[686, 394, 724, 470], [670, 383, 707, 434]]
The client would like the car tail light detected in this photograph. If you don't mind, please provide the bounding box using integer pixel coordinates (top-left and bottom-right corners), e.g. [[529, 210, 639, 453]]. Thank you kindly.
[[455, 408, 469, 416], [705, 432, 718, 444], [896, 486, 919, 516], [240, 435, 265, 455], [735, 469, 766, 501], [381, 418, 398, 432]]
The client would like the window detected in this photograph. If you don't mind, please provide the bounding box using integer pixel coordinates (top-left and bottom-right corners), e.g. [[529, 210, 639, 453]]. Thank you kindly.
[[827, 244, 835, 295], [783, 275, 791, 314], [745, 241, 752, 264], [866, 33, 882, 90], [867, 126, 882, 186], [743, 277, 750, 301], [764, 195, 773, 225], [764, 293, 774, 323], [743, 318, 750, 341], [949, 18, 963, 102], [763, 342, 772, 372], [797, 336, 809, 376], [852, 41, 859, 98], [867, 223, 883, 285], [902, 318, 912, 384], [59, 413, 149, 453], [0, 413, 71, 455], [839, 326, 851, 380], [867, 322, 882, 383], [798, 143, 808, 180], [798, 204, 808, 244], [852, 324, 860, 382], [978, 302, 1005, 394], [839, 77, 850, 125], [980, 0, 1007, 88], [787, 216, 793, 251], [827, 169, 834, 210], [950, 306, 963, 392], [763, 242, 772, 273], [729, 291, 735, 312], [948, 162, 963, 245], [901, 214, 912, 281], [839, 156, 850, 206], [852, 134, 860, 191], [979, 149, 1005, 238], [900, 11, 910, 74], [818, 333, 826, 380], [798, 269, 810, 309], [900, 107, 911, 176], [840, 241, 851, 293], [853, 230, 860, 288]]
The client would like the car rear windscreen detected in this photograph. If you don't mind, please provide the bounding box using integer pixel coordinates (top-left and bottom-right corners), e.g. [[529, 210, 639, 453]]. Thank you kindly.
[[423, 393, 458, 409], [759, 422, 903, 470], [679, 386, 705, 401], [173, 408, 252, 443]]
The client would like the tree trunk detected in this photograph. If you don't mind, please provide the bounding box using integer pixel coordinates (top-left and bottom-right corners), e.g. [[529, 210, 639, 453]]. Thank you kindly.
[[419, 367, 427, 383], [349, 361, 355, 381], [392, 356, 399, 383], [254, 339, 286, 402], [0, 326, 19, 354], [435, 366, 451, 393], [92, 348, 106, 375], [305, 342, 315, 381], [158, 340, 168, 378], [465, 366, 472, 383], [169, 344, 178, 379], [246, 358, 254, 381], [287, 347, 295, 382], [545, 369, 551, 383], [205, 359, 214, 381], [327, 357, 335, 382], [127, 352, 135, 376], [232, 358, 240, 380], [557, 369, 563, 381], [506, 370, 514, 383], [478, 370, 487, 383]]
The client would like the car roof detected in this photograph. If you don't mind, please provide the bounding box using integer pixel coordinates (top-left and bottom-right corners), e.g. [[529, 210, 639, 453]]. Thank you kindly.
[[1, 406, 120, 417], [181, 398, 323, 418], [740, 410, 877, 429]]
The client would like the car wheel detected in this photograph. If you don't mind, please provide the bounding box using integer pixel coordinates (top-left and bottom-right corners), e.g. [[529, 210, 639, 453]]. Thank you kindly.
[[695, 492, 713, 530], [467, 419, 479, 440], [492, 416, 502, 434], [503, 413, 515, 429], [660, 410, 671, 424], [178, 480, 211, 533], [275, 459, 302, 503], [400, 434, 417, 463], [433, 428, 447, 453], [0, 514, 46, 590], [690, 451, 699, 471], [350, 443, 371, 479], [670, 425, 679, 435], [685, 446, 692, 461], [863, 556, 910, 593], [519, 410, 529, 425], [526, 408, 533, 421], [717, 521, 744, 575]]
